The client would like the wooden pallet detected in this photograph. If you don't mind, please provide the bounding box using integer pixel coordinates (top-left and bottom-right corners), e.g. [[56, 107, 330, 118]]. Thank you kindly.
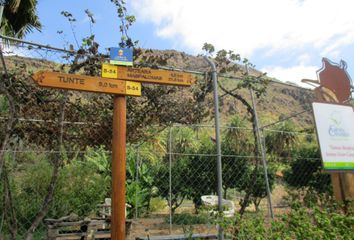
[[46, 218, 132, 240], [46, 220, 90, 240], [86, 219, 111, 239]]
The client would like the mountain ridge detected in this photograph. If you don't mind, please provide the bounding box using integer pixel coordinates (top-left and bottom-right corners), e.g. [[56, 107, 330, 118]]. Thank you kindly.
[[4, 51, 352, 131]]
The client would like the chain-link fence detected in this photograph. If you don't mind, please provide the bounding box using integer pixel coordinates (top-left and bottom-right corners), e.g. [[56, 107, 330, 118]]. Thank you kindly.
[[0, 36, 348, 240], [129, 123, 330, 238]]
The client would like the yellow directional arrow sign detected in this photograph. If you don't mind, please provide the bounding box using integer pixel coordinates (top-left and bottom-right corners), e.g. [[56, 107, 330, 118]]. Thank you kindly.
[[102, 64, 194, 86], [32, 71, 141, 96]]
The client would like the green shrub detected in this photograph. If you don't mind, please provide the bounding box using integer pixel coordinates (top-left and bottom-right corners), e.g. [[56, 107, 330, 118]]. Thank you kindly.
[[149, 197, 167, 213], [284, 146, 331, 193], [219, 204, 353, 240], [270, 206, 353, 239], [126, 145, 155, 218], [15, 157, 53, 228], [52, 159, 109, 217], [9, 150, 110, 229]]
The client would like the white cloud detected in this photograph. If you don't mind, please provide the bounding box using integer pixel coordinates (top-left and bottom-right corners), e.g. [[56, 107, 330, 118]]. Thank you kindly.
[[132, 0, 354, 58], [297, 53, 312, 65], [1, 45, 30, 57], [132, 0, 354, 86], [262, 65, 318, 88]]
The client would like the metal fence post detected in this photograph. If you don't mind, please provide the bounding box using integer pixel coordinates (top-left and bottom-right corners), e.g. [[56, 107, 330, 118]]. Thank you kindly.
[[204, 56, 223, 240], [247, 66, 274, 219], [168, 126, 173, 234], [135, 146, 140, 219]]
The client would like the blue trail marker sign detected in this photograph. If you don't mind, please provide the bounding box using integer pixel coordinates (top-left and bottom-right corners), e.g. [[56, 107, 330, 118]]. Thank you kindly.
[[110, 47, 133, 66]]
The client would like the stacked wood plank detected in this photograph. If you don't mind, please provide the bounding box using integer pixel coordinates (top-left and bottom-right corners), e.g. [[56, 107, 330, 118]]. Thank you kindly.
[[45, 217, 108, 240], [45, 198, 133, 239], [45, 217, 133, 239]]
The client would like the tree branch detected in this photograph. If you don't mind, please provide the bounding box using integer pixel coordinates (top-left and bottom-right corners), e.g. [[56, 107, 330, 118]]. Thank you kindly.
[[217, 82, 262, 217]]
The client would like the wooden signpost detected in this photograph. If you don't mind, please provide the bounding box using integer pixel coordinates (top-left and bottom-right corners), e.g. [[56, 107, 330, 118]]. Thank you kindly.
[[104, 63, 194, 240], [102, 63, 194, 86], [32, 71, 141, 96], [32, 61, 194, 240]]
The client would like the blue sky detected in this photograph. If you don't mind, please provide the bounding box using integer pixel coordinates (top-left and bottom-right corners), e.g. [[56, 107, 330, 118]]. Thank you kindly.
[[26, 1, 171, 53], [26, 0, 354, 87]]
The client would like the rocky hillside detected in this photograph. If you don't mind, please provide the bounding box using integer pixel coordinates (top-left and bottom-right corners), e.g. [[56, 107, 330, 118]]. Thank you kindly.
[[133, 49, 317, 128], [4, 50, 352, 131]]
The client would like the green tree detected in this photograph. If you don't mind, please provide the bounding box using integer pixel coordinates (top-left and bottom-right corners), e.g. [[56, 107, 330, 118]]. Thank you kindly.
[[284, 146, 331, 194], [202, 42, 215, 55], [110, 0, 137, 48], [221, 116, 252, 199], [154, 127, 199, 215], [265, 120, 298, 160], [221, 146, 250, 200], [0, 0, 42, 38], [154, 158, 189, 215], [187, 133, 217, 211], [241, 166, 276, 211], [224, 116, 253, 153], [207, 45, 270, 216]]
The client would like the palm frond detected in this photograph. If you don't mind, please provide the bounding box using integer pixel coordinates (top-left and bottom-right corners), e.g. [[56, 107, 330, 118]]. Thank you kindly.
[[1, 0, 41, 38]]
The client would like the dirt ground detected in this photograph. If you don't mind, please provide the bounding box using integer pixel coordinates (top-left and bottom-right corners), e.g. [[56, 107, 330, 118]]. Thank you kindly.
[[126, 183, 290, 239], [127, 217, 217, 240]]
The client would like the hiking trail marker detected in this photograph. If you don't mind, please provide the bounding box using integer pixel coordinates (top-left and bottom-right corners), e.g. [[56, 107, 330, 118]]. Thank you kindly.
[[110, 47, 133, 66], [32, 71, 141, 96], [102, 63, 194, 86], [32, 60, 195, 240]]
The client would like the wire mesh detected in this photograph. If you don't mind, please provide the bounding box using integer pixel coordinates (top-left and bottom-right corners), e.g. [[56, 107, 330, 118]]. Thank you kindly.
[[0, 37, 338, 240]]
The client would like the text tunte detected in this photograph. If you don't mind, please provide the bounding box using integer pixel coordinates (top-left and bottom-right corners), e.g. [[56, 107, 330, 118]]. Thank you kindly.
[[58, 76, 85, 85]]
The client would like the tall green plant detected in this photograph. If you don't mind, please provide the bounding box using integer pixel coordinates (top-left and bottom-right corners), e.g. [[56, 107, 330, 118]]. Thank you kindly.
[[222, 116, 252, 199], [154, 127, 200, 215], [265, 120, 298, 160], [1, 0, 42, 38], [125, 145, 155, 217], [224, 116, 253, 153], [85, 146, 111, 183]]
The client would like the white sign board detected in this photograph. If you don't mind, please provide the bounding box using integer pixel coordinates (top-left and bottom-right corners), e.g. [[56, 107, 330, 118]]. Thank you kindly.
[[312, 102, 354, 170]]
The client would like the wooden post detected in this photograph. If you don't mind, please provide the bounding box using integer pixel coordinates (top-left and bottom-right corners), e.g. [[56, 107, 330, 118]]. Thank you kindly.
[[330, 173, 345, 202], [341, 173, 354, 211], [111, 95, 126, 240], [31, 62, 193, 239]]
